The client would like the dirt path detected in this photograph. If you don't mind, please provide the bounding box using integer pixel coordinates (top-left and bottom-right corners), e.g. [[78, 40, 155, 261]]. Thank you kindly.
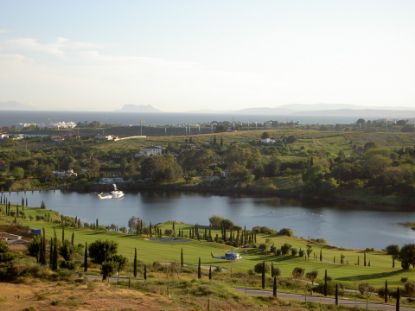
[[236, 287, 415, 311]]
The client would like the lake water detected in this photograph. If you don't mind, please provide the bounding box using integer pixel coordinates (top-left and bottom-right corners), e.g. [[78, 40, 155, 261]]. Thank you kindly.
[[3, 190, 415, 249]]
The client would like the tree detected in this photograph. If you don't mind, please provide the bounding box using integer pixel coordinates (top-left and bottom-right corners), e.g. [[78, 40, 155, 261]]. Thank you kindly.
[[180, 248, 184, 268], [254, 262, 269, 274], [111, 254, 128, 273], [384, 280, 388, 303], [261, 261, 266, 289], [335, 283, 339, 306], [88, 240, 118, 264], [198, 257, 201, 279], [84, 242, 88, 272], [292, 267, 304, 279], [52, 237, 58, 271], [133, 248, 137, 277], [209, 265, 212, 280], [261, 132, 270, 139], [397, 287, 400, 311], [306, 270, 318, 285], [59, 240, 75, 261], [399, 244, 415, 270], [386, 245, 400, 268], [101, 261, 116, 280], [281, 243, 292, 255], [273, 276, 277, 297], [27, 236, 41, 261], [143, 264, 147, 280], [324, 269, 328, 296]]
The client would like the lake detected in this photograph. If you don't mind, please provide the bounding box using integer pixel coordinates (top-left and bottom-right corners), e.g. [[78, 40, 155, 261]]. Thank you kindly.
[[3, 190, 415, 249]]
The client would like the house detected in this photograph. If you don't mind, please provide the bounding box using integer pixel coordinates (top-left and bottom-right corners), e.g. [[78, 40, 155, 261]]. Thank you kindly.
[[52, 169, 78, 178], [96, 134, 118, 141], [135, 145, 163, 157]]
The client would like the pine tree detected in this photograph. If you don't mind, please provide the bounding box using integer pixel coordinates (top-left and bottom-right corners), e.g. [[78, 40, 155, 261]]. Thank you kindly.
[[133, 248, 137, 277], [84, 242, 88, 272]]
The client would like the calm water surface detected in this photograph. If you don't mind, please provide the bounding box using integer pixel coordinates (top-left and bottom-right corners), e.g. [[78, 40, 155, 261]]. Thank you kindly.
[[3, 190, 415, 249]]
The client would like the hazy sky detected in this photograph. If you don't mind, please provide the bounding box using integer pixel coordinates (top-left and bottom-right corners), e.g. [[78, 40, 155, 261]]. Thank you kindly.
[[0, 0, 414, 111]]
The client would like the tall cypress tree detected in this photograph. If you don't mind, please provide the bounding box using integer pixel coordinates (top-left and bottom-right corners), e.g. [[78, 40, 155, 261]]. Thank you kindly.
[[364, 251, 367, 266], [71, 232, 75, 246], [385, 280, 388, 303], [84, 242, 88, 272], [180, 248, 184, 268], [335, 283, 338, 305], [52, 237, 58, 271], [61, 227, 65, 243], [261, 261, 266, 289], [273, 276, 277, 297], [209, 265, 212, 280], [396, 287, 400, 311], [39, 228, 47, 265], [320, 249, 323, 262], [49, 238, 53, 269], [323, 269, 328, 296], [143, 264, 147, 280], [198, 257, 201, 279], [133, 248, 137, 277]]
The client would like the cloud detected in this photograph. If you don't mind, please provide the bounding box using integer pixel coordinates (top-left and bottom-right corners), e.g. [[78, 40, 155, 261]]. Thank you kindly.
[[0, 29, 7, 34]]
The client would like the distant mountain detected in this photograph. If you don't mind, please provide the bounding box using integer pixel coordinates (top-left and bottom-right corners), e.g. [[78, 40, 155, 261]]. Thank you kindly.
[[0, 101, 34, 110], [118, 104, 161, 113]]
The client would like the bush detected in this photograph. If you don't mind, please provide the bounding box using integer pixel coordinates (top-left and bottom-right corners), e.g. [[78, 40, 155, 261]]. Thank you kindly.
[[101, 261, 116, 280], [404, 282, 415, 296], [258, 243, 268, 254], [252, 226, 276, 235], [292, 267, 304, 279], [299, 249, 305, 257], [278, 228, 293, 236], [358, 283, 375, 296], [291, 248, 298, 256], [59, 260, 76, 270], [271, 266, 281, 277]]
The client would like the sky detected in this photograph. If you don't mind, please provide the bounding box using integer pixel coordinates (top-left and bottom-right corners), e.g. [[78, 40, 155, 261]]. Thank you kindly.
[[0, 0, 414, 112]]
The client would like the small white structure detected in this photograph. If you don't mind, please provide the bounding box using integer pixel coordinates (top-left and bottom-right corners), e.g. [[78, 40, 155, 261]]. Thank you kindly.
[[48, 121, 77, 129], [52, 169, 78, 178], [135, 145, 163, 157], [260, 138, 276, 144], [0, 133, 9, 140]]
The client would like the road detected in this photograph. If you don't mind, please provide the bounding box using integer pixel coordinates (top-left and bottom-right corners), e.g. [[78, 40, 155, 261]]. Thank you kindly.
[[235, 288, 415, 311]]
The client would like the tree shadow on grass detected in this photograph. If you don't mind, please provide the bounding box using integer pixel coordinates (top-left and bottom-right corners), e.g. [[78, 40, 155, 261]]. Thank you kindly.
[[336, 270, 403, 281]]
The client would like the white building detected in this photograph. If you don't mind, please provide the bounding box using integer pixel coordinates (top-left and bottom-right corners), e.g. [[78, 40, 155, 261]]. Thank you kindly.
[[135, 145, 163, 157], [260, 138, 276, 144], [95, 134, 118, 141]]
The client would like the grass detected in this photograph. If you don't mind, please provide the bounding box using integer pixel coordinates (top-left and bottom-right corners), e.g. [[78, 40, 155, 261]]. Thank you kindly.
[[1, 205, 414, 291]]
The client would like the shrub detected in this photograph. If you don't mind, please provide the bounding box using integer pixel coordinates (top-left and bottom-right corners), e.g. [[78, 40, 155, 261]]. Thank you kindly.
[[404, 282, 415, 296], [88, 240, 118, 264], [292, 267, 304, 279], [258, 243, 268, 254], [271, 266, 281, 277], [299, 249, 305, 257], [59, 260, 76, 270], [291, 248, 298, 256], [358, 283, 375, 296], [252, 226, 276, 235]]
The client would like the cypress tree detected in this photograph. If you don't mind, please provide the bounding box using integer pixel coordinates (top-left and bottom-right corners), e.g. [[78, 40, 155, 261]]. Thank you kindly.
[[323, 269, 328, 296], [144, 264, 147, 280], [385, 280, 388, 303], [133, 248, 137, 277], [335, 283, 338, 305], [52, 237, 58, 271], [396, 287, 400, 311], [49, 237, 53, 268], [180, 248, 184, 268], [273, 276, 277, 297], [198, 257, 201, 279], [84, 242, 88, 272], [61, 227, 65, 243], [39, 228, 47, 265], [364, 252, 367, 266], [209, 265, 212, 280], [71, 232, 74, 246], [261, 261, 266, 289], [320, 249, 323, 262]]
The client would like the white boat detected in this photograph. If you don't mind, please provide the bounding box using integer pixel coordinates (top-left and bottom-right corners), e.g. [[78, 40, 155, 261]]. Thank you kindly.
[[97, 184, 125, 200], [111, 184, 125, 199]]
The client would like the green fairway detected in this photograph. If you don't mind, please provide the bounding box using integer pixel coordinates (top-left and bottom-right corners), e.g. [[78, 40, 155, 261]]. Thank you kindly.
[[1, 205, 413, 290]]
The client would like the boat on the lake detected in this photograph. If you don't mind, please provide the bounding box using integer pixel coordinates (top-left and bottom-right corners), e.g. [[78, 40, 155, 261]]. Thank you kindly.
[[97, 184, 125, 200]]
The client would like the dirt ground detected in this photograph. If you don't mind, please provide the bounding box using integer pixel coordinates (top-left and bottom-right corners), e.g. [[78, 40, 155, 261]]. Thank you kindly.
[[0, 280, 176, 311]]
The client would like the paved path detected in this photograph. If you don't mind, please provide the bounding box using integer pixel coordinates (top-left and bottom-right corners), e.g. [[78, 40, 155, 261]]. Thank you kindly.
[[235, 288, 415, 311]]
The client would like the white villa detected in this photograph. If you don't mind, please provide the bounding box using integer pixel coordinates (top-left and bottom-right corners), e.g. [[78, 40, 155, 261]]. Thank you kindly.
[[135, 145, 163, 157]]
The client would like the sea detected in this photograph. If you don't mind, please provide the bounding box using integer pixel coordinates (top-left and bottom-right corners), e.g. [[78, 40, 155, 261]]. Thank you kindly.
[[0, 110, 357, 127]]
